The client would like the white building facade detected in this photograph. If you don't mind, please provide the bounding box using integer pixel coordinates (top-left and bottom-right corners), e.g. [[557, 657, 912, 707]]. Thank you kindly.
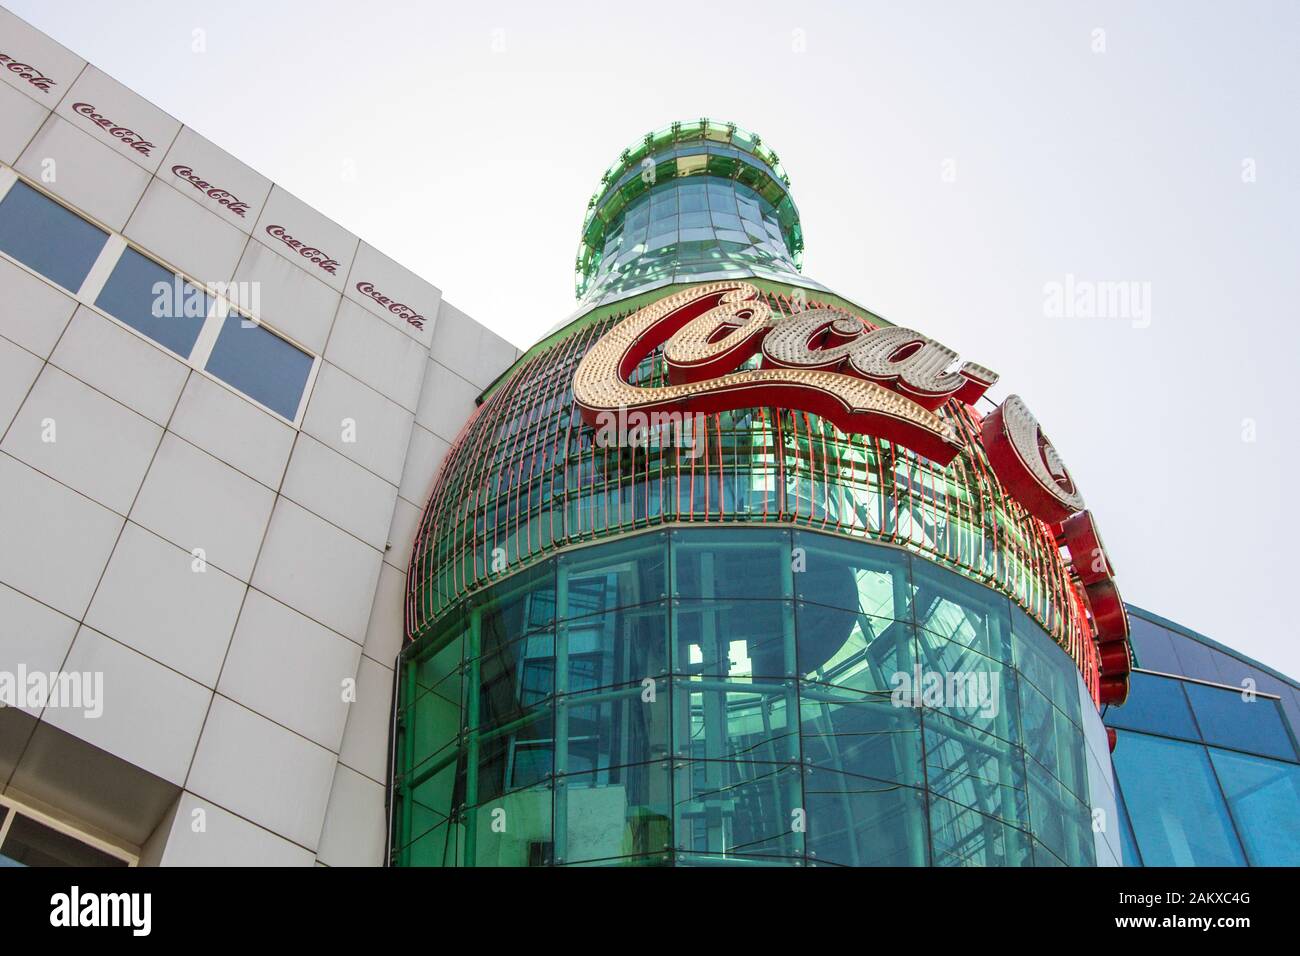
[[0, 5, 517, 866]]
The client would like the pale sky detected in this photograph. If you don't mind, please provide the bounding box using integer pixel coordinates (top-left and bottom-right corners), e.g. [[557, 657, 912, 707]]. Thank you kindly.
[[8, 0, 1299, 677]]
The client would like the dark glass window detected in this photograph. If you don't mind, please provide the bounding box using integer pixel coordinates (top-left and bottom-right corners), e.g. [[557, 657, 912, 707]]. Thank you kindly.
[[0, 180, 108, 291], [0, 813, 127, 867], [95, 246, 209, 358], [1183, 682, 1298, 761], [204, 313, 313, 420], [1126, 616, 1181, 673]]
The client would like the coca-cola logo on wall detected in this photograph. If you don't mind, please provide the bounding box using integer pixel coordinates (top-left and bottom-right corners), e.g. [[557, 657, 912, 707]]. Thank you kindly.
[[265, 225, 339, 275], [0, 53, 55, 92], [71, 102, 155, 155], [171, 165, 249, 218], [355, 282, 425, 330]]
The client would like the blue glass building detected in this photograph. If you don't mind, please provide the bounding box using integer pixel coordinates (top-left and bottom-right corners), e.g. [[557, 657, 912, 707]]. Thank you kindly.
[[1108, 606, 1300, 866]]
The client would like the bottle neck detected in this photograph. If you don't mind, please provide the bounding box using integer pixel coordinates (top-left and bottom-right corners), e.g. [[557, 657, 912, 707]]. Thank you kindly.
[[580, 176, 807, 306]]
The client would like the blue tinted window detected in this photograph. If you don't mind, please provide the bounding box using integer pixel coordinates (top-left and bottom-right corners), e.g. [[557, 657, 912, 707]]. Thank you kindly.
[[95, 247, 209, 358], [204, 313, 313, 420], [1111, 733, 1245, 866], [1103, 671, 1198, 740], [1115, 785, 1143, 866], [0, 180, 108, 291], [1207, 748, 1300, 866], [1183, 682, 1298, 761]]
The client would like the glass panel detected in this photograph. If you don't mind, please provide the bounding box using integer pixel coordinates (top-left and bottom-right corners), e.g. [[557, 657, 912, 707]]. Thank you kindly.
[[0, 813, 126, 867], [913, 560, 1012, 664], [561, 532, 666, 616], [805, 769, 927, 866], [673, 599, 794, 678], [204, 312, 313, 419], [672, 759, 802, 860], [1109, 733, 1245, 866], [474, 705, 553, 803], [672, 528, 792, 601], [406, 819, 458, 867], [407, 756, 460, 846], [929, 794, 1033, 867], [1206, 748, 1300, 866], [560, 762, 672, 864], [924, 710, 1030, 828], [1011, 605, 1082, 726], [914, 630, 1020, 745], [468, 784, 552, 866], [797, 603, 914, 692], [564, 601, 667, 694], [477, 562, 554, 653], [1168, 632, 1224, 683], [674, 678, 797, 764], [472, 631, 554, 731], [409, 670, 461, 773], [799, 684, 923, 786], [1125, 615, 1182, 673], [1020, 678, 1089, 799], [1115, 784, 1143, 867], [95, 246, 209, 357], [1103, 671, 1198, 740], [793, 532, 913, 622], [560, 681, 670, 774], [1183, 681, 1298, 761], [0, 180, 108, 291], [1026, 757, 1095, 865]]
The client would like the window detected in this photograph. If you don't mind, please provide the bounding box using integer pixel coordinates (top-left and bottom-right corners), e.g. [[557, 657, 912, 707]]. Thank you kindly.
[[94, 246, 210, 358], [0, 180, 108, 291], [1111, 734, 1245, 866], [204, 312, 313, 420], [1104, 671, 1199, 740], [1207, 748, 1300, 866], [0, 800, 132, 867], [1183, 681, 1297, 761]]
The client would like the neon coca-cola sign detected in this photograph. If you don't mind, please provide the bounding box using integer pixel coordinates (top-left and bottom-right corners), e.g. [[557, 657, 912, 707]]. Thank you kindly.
[[572, 280, 1131, 702], [71, 103, 155, 155], [573, 281, 996, 465], [171, 165, 250, 218]]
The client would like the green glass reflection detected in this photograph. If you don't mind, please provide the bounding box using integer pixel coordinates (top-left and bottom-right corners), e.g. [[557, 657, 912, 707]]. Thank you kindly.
[[805, 770, 928, 865], [395, 530, 1102, 866], [560, 763, 672, 864], [913, 559, 1012, 664], [929, 794, 1033, 867], [673, 678, 798, 765], [673, 600, 795, 679], [800, 685, 923, 786], [924, 710, 1030, 830], [797, 604, 915, 693], [673, 760, 803, 860], [470, 784, 553, 867]]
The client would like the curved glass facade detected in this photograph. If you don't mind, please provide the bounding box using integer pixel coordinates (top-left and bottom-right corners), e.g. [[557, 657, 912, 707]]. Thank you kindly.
[[393, 528, 1113, 867], [580, 175, 816, 306]]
